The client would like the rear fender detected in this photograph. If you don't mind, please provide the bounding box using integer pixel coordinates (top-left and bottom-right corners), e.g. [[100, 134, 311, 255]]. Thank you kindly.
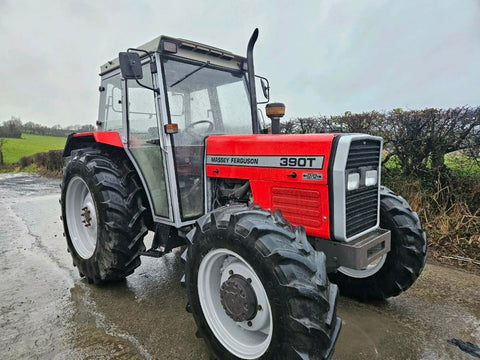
[[63, 131, 123, 157]]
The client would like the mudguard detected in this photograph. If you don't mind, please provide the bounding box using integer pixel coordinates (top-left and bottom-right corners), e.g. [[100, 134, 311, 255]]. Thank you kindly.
[[63, 131, 123, 157]]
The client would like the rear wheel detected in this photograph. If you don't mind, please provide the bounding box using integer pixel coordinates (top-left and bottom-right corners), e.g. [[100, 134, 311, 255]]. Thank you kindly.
[[185, 205, 341, 360], [61, 147, 149, 284], [329, 186, 427, 301]]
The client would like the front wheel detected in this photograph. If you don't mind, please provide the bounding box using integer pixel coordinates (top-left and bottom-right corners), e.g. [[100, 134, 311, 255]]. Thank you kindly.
[[185, 205, 341, 360], [329, 186, 427, 301]]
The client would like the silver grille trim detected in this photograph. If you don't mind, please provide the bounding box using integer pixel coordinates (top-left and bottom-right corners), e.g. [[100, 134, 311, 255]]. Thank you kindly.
[[331, 134, 383, 242]]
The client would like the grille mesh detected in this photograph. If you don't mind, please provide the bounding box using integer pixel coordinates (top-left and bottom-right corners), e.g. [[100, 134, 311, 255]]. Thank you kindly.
[[271, 187, 322, 228], [346, 140, 381, 169], [345, 139, 381, 238]]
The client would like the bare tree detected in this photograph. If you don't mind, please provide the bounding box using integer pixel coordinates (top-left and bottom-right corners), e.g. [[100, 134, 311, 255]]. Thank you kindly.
[[383, 107, 480, 174]]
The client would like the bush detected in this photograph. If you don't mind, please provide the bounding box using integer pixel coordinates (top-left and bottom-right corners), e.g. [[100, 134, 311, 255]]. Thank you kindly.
[[46, 150, 63, 171], [34, 152, 47, 167], [283, 107, 480, 179], [383, 174, 480, 264], [19, 155, 34, 168], [16, 150, 64, 175]]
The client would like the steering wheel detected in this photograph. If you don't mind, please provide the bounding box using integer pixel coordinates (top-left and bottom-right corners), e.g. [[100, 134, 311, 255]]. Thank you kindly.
[[184, 120, 214, 141]]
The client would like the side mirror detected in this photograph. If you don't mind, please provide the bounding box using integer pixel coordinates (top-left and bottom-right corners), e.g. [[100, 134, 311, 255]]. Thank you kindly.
[[119, 52, 143, 80], [255, 76, 270, 104], [260, 78, 269, 99]]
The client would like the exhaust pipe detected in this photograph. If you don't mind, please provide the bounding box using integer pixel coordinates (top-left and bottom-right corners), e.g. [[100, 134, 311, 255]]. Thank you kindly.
[[247, 28, 259, 134]]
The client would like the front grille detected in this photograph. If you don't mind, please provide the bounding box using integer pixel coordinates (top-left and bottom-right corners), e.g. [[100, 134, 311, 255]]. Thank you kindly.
[[346, 140, 381, 169], [346, 187, 378, 237], [345, 139, 381, 238]]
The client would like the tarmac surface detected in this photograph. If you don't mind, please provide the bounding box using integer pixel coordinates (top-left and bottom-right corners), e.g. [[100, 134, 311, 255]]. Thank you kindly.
[[0, 172, 479, 360]]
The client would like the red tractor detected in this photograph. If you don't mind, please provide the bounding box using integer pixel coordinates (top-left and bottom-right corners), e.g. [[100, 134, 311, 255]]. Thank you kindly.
[[61, 29, 427, 360]]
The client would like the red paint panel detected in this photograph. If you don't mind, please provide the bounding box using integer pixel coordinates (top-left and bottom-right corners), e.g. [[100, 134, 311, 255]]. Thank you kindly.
[[250, 180, 330, 238], [271, 187, 322, 227], [205, 134, 336, 239], [73, 131, 123, 148], [207, 134, 336, 156]]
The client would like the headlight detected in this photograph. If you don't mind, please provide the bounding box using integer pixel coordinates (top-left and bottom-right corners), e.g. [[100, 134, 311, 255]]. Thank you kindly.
[[365, 170, 378, 186], [347, 173, 360, 191]]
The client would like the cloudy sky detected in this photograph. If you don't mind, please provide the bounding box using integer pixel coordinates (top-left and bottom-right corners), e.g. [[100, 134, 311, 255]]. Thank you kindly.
[[1, 0, 479, 127]]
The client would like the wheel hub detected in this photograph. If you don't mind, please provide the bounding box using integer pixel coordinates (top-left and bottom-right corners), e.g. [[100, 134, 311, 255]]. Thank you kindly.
[[81, 206, 92, 227], [220, 274, 258, 322]]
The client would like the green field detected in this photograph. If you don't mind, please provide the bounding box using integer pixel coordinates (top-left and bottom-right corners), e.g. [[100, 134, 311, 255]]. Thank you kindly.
[[0, 134, 66, 164]]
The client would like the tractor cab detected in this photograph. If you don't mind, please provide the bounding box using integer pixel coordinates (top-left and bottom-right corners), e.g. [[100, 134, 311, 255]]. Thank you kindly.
[[97, 35, 263, 226]]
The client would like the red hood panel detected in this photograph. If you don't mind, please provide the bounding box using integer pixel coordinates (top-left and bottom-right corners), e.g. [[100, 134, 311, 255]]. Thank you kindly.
[[205, 134, 337, 239], [206, 134, 337, 155]]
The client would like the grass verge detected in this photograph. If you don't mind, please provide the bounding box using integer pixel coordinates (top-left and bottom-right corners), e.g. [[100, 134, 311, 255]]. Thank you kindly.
[[0, 134, 66, 164]]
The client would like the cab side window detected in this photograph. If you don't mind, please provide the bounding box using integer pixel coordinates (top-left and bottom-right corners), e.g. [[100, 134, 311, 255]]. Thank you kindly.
[[98, 73, 123, 131]]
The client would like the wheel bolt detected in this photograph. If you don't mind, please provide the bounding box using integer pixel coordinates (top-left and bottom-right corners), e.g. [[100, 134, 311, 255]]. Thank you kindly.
[[247, 321, 252, 327], [228, 270, 234, 275], [258, 305, 262, 311], [247, 278, 252, 283]]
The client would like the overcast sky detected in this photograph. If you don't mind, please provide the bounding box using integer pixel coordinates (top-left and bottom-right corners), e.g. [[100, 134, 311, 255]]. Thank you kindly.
[[1, 0, 479, 127]]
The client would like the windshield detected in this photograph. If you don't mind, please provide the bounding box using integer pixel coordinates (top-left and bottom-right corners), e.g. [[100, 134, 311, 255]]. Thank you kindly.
[[162, 58, 252, 143]]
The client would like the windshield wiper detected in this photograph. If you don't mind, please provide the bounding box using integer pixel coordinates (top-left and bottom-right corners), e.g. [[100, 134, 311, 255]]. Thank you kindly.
[[170, 61, 210, 87]]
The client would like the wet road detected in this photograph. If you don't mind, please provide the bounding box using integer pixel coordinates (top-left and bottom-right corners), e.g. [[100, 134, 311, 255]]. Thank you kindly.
[[0, 173, 479, 360]]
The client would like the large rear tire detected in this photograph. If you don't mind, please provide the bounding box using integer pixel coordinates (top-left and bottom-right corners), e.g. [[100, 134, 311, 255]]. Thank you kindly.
[[185, 205, 341, 360], [329, 186, 427, 301], [61, 147, 149, 284]]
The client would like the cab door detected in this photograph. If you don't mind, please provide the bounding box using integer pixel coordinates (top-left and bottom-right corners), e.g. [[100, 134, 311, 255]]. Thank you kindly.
[[124, 60, 171, 220]]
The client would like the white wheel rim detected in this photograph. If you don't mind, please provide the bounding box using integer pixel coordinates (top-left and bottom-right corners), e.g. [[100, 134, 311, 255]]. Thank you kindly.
[[338, 253, 387, 278], [65, 177, 98, 259], [197, 248, 273, 359]]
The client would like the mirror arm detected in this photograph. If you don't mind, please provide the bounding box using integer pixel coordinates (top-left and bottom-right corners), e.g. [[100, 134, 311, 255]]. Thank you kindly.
[[127, 48, 155, 64], [127, 48, 160, 94], [134, 78, 160, 94]]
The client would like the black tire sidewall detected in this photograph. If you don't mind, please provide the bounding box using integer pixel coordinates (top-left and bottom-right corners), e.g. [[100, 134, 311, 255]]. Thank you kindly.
[[61, 153, 109, 278], [61, 148, 147, 283]]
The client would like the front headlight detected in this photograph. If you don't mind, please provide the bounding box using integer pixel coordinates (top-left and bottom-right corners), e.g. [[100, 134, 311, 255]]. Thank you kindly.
[[365, 170, 378, 186], [347, 172, 360, 191]]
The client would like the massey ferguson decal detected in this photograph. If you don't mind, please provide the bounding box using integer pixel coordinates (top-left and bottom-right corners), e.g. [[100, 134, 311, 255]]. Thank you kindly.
[[207, 155, 325, 169]]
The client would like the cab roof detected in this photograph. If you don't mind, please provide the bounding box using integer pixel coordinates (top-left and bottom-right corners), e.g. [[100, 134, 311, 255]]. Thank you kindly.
[[100, 35, 246, 76]]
